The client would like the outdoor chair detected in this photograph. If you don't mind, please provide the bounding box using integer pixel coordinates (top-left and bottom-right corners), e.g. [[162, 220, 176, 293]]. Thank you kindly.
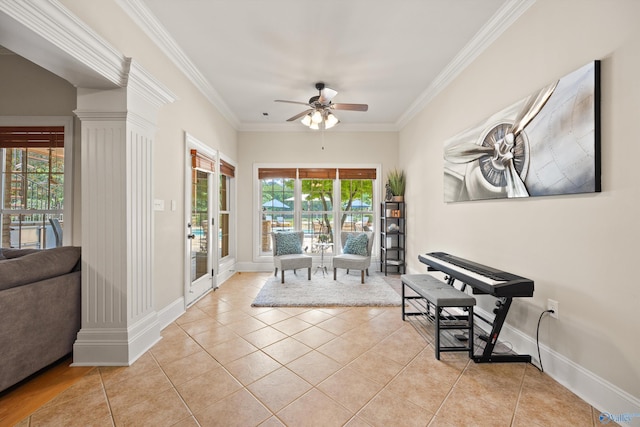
[[49, 218, 63, 247], [333, 231, 374, 284], [271, 231, 312, 283]]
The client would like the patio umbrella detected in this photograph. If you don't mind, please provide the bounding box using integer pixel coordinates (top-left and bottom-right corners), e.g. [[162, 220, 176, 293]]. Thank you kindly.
[[350, 200, 371, 208], [262, 199, 290, 210], [285, 194, 309, 201]]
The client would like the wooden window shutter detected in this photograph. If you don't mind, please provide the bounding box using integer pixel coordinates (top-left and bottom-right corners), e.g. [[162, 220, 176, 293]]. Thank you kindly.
[[0, 126, 64, 148], [298, 168, 337, 179], [220, 159, 235, 177], [258, 168, 296, 179], [191, 149, 215, 172], [338, 168, 377, 179]]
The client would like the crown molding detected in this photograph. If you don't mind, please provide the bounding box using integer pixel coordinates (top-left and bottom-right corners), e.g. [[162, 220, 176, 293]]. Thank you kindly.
[[0, 0, 128, 87], [116, 0, 534, 133], [396, 0, 536, 129], [116, 0, 240, 129], [127, 59, 177, 108], [239, 122, 399, 133], [0, 45, 15, 55]]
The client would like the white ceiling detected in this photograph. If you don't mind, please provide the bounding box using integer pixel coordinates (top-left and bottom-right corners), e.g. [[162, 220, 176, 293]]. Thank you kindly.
[[122, 0, 532, 131]]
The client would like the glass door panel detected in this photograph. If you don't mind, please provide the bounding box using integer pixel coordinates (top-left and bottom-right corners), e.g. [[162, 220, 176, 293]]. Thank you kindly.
[[187, 169, 212, 305]]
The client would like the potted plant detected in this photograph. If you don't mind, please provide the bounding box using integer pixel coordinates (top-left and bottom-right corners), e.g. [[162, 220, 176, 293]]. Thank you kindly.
[[387, 169, 406, 202]]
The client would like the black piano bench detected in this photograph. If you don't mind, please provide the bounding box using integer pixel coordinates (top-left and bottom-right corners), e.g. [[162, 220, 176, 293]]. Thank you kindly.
[[401, 274, 476, 360]]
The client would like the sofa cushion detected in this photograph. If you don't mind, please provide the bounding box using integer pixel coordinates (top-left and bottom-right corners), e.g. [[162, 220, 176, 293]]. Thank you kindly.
[[274, 232, 302, 256], [343, 233, 369, 256], [0, 248, 41, 259], [0, 246, 81, 291]]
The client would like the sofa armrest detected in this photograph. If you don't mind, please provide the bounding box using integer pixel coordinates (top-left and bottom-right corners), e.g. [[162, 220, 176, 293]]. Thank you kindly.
[[0, 271, 81, 392], [0, 246, 81, 291]]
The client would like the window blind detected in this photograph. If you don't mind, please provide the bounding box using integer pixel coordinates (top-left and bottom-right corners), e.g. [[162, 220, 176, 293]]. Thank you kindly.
[[298, 168, 337, 179], [0, 126, 64, 148], [258, 168, 296, 179], [191, 149, 215, 172], [220, 159, 235, 177], [338, 168, 377, 179]]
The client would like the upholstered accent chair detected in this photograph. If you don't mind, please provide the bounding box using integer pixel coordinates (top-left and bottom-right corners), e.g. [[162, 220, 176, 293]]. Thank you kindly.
[[333, 231, 374, 284], [271, 231, 312, 283]]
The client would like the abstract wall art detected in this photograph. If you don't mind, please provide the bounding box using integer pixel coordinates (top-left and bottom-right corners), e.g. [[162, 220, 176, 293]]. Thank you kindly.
[[443, 61, 601, 202]]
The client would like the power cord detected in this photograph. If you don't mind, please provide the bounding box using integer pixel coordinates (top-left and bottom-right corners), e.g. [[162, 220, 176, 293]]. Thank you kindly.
[[534, 309, 555, 372]]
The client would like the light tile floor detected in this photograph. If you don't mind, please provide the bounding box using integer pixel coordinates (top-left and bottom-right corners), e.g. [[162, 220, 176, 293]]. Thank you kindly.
[[17, 272, 607, 426]]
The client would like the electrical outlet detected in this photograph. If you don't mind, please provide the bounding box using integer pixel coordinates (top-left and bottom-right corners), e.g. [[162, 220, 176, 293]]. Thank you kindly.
[[547, 299, 559, 319]]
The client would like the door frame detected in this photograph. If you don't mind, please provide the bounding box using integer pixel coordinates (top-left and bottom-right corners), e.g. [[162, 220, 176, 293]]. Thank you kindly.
[[184, 132, 218, 307]]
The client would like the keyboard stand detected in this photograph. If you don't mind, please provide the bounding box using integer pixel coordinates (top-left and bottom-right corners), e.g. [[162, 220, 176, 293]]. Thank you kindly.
[[421, 252, 534, 363], [472, 296, 531, 364]]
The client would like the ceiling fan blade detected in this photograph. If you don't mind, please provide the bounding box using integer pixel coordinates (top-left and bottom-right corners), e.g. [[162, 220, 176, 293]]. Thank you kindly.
[[286, 109, 313, 122], [275, 100, 312, 107], [318, 87, 338, 104], [331, 103, 368, 112]]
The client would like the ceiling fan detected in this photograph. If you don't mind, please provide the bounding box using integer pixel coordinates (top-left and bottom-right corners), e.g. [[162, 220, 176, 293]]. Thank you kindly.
[[275, 82, 368, 129]]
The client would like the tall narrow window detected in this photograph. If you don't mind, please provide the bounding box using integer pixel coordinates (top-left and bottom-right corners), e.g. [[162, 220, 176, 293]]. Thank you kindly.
[[259, 168, 295, 254], [300, 168, 336, 254], [0, 126, 64, 248], [219, 159, 234, 259], [339, 168, 376, 235]]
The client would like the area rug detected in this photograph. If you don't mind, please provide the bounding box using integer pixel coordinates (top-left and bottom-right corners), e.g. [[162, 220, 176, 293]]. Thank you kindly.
[[251, 272, 402, 307]]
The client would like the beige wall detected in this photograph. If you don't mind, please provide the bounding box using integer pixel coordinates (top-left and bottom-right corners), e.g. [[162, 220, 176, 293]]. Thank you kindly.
[[43, 0, 238, 308], [400, 0, 640, 399], [0, 54, 77, 115], [0, 54, 82, 246], [237, 131, 398, 264]]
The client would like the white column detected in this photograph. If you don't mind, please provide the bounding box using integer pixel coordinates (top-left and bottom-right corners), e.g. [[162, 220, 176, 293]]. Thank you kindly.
[[73, 60, 175, 366]]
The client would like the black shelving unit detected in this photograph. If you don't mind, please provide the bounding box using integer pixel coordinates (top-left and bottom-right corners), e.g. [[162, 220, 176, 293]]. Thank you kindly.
[[380, 201, 405, 275]]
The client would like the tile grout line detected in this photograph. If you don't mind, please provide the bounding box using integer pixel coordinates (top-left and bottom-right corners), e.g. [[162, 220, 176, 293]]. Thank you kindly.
[[425, 353, 472, 426], [509, 360, 529, 426]]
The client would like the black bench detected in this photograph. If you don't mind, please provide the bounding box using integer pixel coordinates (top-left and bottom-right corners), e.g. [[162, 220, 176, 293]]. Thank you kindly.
[[402, 274, 476, 359]]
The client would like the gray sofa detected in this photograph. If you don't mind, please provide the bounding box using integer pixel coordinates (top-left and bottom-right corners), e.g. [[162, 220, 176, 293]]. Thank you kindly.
[[0, 246, 81, 392]]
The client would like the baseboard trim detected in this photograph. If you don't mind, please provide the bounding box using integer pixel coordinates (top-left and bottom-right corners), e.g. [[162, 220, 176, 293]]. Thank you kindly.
[[72, 310, 161, 366], [235, 262, 272, 272], [156, 296, 185, 332]]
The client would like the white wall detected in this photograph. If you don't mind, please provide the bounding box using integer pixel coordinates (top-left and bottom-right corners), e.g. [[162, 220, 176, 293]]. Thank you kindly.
[[400, 0, 640, 407], [237, 131, 398, 266]]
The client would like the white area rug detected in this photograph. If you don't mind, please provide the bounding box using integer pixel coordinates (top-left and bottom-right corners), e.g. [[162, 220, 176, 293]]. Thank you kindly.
[[252, 271, 402, 307]]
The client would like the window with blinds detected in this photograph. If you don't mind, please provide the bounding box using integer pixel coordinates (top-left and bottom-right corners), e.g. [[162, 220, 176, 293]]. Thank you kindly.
[[219, 159, 235, 260], [257, 166, 377, 255], [0, 126, 66, 249]]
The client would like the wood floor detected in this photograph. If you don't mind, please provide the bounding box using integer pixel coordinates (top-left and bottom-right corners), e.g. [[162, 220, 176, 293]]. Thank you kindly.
[[0, 356, 93, 427]]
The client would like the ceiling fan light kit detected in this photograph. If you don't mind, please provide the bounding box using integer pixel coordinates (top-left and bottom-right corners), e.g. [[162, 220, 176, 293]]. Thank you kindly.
[[311, 110, 323, 124], [275, 82, 368, 130]]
